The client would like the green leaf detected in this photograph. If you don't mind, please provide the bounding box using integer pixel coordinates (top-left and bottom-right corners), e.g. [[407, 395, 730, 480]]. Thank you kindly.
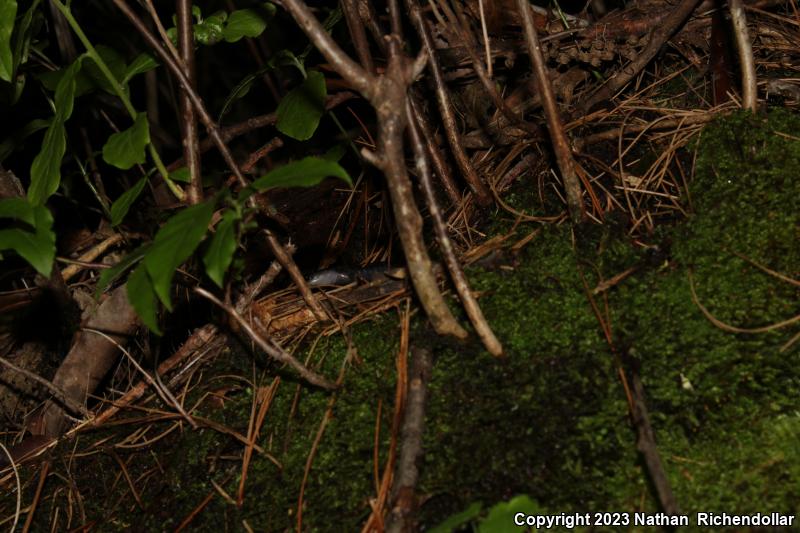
[[478, 495, 542, 533], [276, 70, 326, 141], [222, 8, 269, 42], [0, 197, 35, 225], [122, 52, 158, 84], [143, 201, 214, 310], [0, 204, 55, 276], [0, 0, 18, 82], [110, 176, 147, 226], [203, 209, 238, 287], [127, 264, 161, 334], [95, 242, 152, 297], [83, 45, 127, 95], [250, 156, 351, 193], [28, 60, 81, 205], [169, 167, 191, 183], [428, 502, 483, 533], [0, 118, 50, 163], [195, 11, 226, 45], [102, 112, 150, 170]]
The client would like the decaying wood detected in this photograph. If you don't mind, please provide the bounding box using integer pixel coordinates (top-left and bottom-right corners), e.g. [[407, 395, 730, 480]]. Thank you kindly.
[[36, 285, 139, 437]]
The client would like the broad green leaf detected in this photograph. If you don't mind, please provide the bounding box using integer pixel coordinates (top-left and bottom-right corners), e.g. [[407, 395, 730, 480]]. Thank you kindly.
[[0, 197, 34, 225], [0, 0, 18, 82], [11, 0, 39, 74], [222, 8, 269, 42], [28, 122, 65, 205], [96, 242, 152, 297], [203, 210, 238, 287], [169, 167, 191, 183], [122, 52, 158, 84], [127, 263, 161, 334], [0, 118, 49, 163], [143, 201, 214, 310], [110, 176, 147, 226], [250, 157, 351, 192], [29, 61, 81, 205], [276, 70, 326, 141], [428, 502, 483, 533], [0, 204, 55, 275], [478, 495, 542, 533], [322, 143, 346, 162], [102, 112, 150, 170], [83, 45, 127, 95]]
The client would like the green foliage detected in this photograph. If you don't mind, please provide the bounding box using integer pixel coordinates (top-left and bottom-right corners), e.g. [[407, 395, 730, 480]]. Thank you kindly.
[[28, 59, 80, 205], [127, 263, 161, 334], [169, 4, 273, 46], [222, 6, 274, 42], [0, 0, 17, 82], [249, 156, 351, 192], [276, 70, 326, 141], [428, 502, 483, 533], [121, 52, 158, 84], [203, 209, 239, 287], [102, 112, 150, 170], [479, 495, 542, 533], [0, 199, 55, 275], [143, 201, 214, 311], [0, 118, 48, 163], [110, 176, 147, 226], [96, 242, 151, 297]]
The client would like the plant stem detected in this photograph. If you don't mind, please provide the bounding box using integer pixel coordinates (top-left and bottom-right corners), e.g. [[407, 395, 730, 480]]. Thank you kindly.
[[50, 0, 185, 201]]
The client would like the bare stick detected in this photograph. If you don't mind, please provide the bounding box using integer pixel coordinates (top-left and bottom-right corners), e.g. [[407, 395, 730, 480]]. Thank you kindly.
[[517, 0, 584, 223], [729, 0, 757, 111], [341, 0, 375, 73], [195, 288, 336, 390], [263, 230, 327, 321], [406, 102, 503, 356], [176, 0, 203, 204], [386, 345, 432, 533], [407, 0, 493, 206]]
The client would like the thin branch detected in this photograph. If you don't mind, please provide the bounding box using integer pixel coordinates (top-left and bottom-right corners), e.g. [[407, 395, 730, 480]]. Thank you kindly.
[[386, 345, 432, 533], [517, 0, 584, 223], [176, 0, 203, 204], [407, 0, 493, 206], [406, 102, 503, 356], [340, 0, 374, 73], [729, 0, 758, 110], [280, 0, 373, 94], [195, 287, 337, 390]]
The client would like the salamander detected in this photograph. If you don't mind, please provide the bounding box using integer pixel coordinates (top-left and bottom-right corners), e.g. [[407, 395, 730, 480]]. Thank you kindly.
[[307, 265, 406, 287]]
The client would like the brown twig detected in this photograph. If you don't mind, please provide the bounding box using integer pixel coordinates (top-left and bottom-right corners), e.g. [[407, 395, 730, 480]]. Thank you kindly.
[[630, 370, 681, 515], [406, 101, 503, 356], [729, 0, 758, 110], [517, 0, 585, 224], [408, 93, 463, 207], [385, 345, 432, 533], [407, 0, 493, 206], [195, 287, 336, 390], [176, 0, 203, 204]]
